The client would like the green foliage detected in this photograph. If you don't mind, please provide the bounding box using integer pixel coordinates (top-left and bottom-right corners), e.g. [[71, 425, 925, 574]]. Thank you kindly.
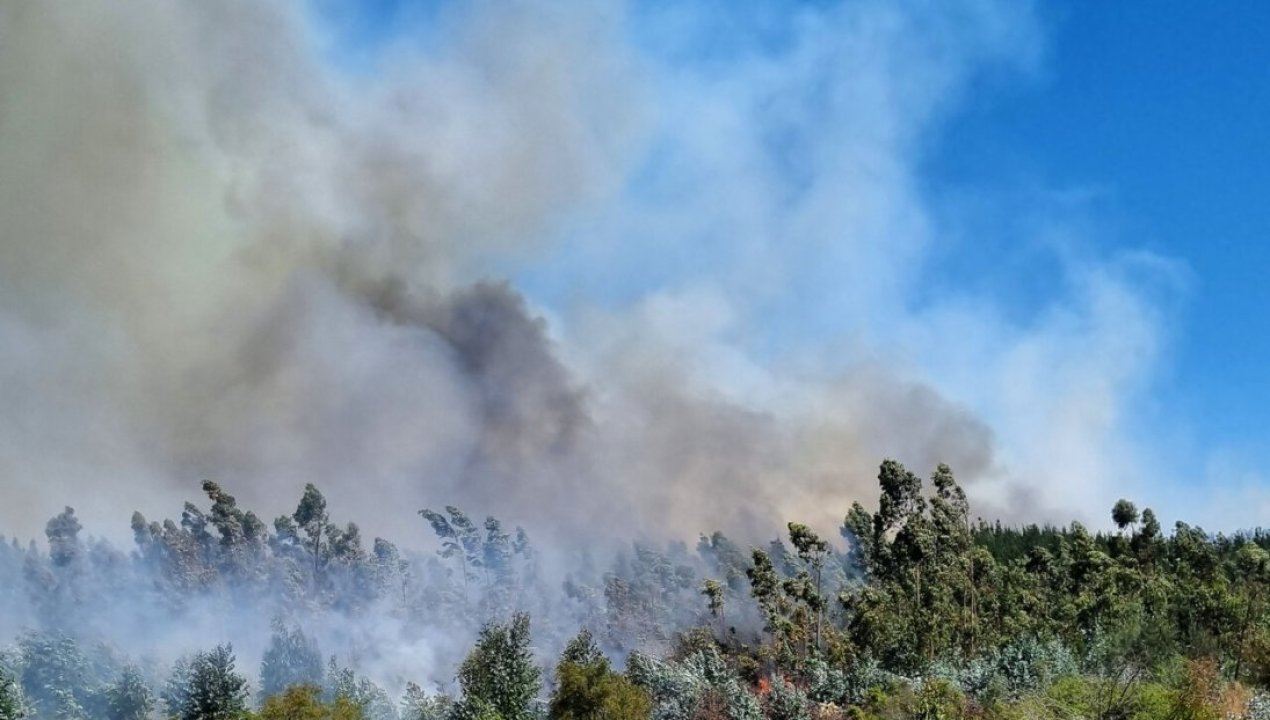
[[260, 623, 324, 701], [15, 630, 116, 720], [560, 629, 605, 668], [420, 507, 483, 605], [912, 680, 964, 720], [929, 636, 1078, 700], [163, 644, 250, 720], [449, 696, 503, 720], [259, 684, 365, 720], [0, 663, 23, 720], [842, 461, 982, 672], [703, 581, 725, 624], [841, 503, 874, 579], [627, 646, 759, 720], [17, 459, 1270, 720], [1042, 675, 1095, 718], [1131, 682, 1176, 720], [105, 666, 153, 720], [763, 676, 809, 720], [400, 683, 452, 720], [1112, 500, 1140, 532], [325, 660, 396, 720], [549, 659, 649, 720], [747, 549, 794, 667], [551, 627, 650, 720], [45, 507, 83, 569], [455, 613, 541, 720], [803, 656, 897, 708]]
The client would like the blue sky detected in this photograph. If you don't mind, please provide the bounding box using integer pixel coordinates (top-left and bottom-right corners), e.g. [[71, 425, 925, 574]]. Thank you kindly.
[[302, 0, 1270, 527], [931, 2, 1270, 458]]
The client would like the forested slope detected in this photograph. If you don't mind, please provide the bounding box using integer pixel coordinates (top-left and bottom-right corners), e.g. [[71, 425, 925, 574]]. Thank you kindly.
[[3, 460, 1270, 720]]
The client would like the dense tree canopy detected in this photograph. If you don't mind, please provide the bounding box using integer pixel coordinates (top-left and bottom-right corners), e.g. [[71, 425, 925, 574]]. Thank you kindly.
[[5, 461, 1270, 720]]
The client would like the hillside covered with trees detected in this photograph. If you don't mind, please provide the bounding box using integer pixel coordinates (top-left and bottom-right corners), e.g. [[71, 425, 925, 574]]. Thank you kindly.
[[3, 460, 1270, 720]]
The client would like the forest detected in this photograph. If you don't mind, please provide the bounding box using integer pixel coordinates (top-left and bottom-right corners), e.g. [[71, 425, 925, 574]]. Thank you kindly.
[[3, 460, 1270, 720]]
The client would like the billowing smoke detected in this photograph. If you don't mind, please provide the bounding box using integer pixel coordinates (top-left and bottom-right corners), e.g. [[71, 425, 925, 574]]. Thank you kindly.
[[0, 0, 1178, 702], [0, 0, 1019, 547]]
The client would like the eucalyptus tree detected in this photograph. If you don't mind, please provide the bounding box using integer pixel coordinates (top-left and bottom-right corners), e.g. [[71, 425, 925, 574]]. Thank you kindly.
[[259, 622, 323, 702], [454, 613, 541, 720], [420, 506, 483, 608]]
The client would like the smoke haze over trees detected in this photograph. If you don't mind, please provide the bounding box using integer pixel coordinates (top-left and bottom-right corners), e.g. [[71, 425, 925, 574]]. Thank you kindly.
[[0, 0, 1187, 551], [5, 462, 1270, 719], [3, 1, 1264, 719]]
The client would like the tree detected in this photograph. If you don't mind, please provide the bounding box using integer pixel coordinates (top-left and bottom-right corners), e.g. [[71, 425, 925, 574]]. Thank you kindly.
[[1234, 544, 1270, 680], [420, 506, 483, 607], [401, 683, 452, 720], [747, 548, 793, 667], [927, 464, 978, 656], [1131, 508, 1162, 567], [701, 580, 725, 633], [763, 676, 809, 720], [841, 503, 874, 578], [163, 645, 249, 720], [325, 660, 396, 720], [482, 517, 514, 617], [16, 630, 112, 720], [293, 484, 332, 583], [560, 628, 605, 667], [455, 613, 541, 720], [45, 507, 83, 568], [201, 481, 267, 582], [1111, 500, 1139, 533], [0, 664, 23, 720], [549, 658, 649, 720], [106, 666, 153, 720], [259, 685, 363, 720], [786, 522, 829, 652], [626, 646, 759, 720], [260, 622, 324, 701]]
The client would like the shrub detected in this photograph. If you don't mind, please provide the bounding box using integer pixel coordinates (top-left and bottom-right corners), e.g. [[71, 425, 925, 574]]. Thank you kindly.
[[627, 647, 759, 720], [765, 676, 810, 720], [260, 684, 364, 720], [550, 659, 650, 720], [1245, 692, 1270, 720], [803, 657, 896, 708], [912, 680, 964, 720]]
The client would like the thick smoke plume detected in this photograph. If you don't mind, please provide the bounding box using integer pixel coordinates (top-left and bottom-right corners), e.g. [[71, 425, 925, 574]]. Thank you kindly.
[[0, 0, 1014, 546], [0, 0, 1176, 702]]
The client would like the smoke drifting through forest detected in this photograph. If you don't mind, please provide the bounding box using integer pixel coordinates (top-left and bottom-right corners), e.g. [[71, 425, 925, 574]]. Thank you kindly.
[[0, 0, 1178, 708]]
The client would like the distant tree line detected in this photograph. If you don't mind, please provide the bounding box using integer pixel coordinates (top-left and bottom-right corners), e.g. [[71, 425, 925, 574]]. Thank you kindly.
[[5, 461, 1270, 720]]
